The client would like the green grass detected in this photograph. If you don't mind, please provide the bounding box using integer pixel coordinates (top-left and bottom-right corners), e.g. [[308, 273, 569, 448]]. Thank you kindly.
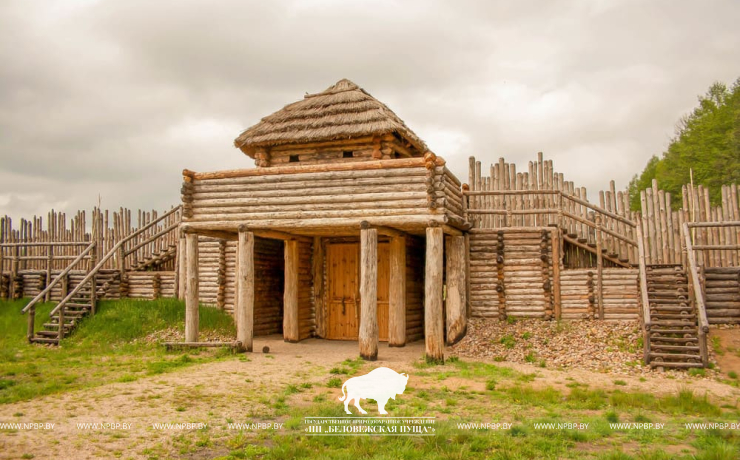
[[0, 298, 235, 404]]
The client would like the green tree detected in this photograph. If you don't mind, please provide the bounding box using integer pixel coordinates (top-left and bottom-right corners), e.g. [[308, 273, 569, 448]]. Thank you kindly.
[[628, 78, 740, 210]]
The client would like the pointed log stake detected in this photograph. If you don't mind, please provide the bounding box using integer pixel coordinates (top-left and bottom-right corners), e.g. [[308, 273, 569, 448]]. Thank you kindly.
[[185, 232, 199, 342], [359, 223, 378, 360], [425, 225, 444, 364], [446, 235, 467, 345], [236, 225, 254, 352], [283, 239, 299, 343], [389, 235, 406, 347]]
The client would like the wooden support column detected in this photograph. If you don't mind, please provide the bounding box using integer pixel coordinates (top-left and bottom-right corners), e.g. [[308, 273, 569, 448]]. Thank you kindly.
[[44, 245, 52, 302], [359, 223, 379, 360], [596, 215, 604, 320], [177, 235, 187, 300], [313, 237, 325, 338], [236, 226, 254, 352], [446, 235, 466, 345], [185, 232, 199, 342], [551, 228, 562, 320], [425, 224, 444, 364], [389, 235, 406, 347], [283, 239, 300, 343], [10, 246, 19, 299]]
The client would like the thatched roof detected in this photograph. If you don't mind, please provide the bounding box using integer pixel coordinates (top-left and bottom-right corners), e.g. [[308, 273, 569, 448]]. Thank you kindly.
[[234, 79, 428, 156]]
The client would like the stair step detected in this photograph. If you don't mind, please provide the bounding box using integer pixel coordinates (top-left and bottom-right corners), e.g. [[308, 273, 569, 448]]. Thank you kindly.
[[650, 320, 696, 327], [649, 305, 693, 311], [649, 336, 698, 343], [649, 328, 698, 335], [30, 337, 60, 345], [65, 302, 91, 308], [651, 314, 696, 320], [649, 361, 704, 369], [650, 344, 701, 352], [36, 330, 64, 337], [54, 311, 87, 317], [648, 299, 688, 305], [649, 352, 702, 360]]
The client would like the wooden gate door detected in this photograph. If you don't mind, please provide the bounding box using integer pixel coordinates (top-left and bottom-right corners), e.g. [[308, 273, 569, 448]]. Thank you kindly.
[[326, 242, 389, 341]]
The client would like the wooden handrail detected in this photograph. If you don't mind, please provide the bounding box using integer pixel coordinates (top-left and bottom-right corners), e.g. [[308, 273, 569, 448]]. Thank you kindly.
[[49, 205, 182, 318], [683, 223, 709, 334], [687, 221, 740, 228], [21, 242, 95, 314], [124, 221, 179, 257], [682, 222, 709, 367], [635, 222, 652, 364], [463, 189, 637, 229]]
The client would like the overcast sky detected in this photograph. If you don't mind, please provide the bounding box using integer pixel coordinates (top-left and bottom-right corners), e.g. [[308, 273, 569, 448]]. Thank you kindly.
[[1, 0, 739, 223]]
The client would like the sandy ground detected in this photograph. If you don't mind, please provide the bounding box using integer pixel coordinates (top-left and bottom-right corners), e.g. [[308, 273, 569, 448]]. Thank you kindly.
[[1, 335, 739, 460]]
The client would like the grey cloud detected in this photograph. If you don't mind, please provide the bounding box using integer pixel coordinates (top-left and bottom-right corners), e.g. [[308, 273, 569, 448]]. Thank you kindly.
[[1, 0, 738, 220]]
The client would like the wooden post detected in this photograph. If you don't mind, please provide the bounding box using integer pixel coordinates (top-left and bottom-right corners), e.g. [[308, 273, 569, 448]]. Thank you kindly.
[[425, 224, 444, 364], [313, 237, 325, 338], [90, 242, 97, 315], [177, 235, 187, 300], [185, 231, 199, 342], [551, 228, 562, 320], [596, 215, 604, 320], [359, 223, 378, 360], [446, 235, 466, 345], [283, 239, 300, 343], [236, 225, 254, 352], [45, 245, 52, 302], [389, 235, 406, 347], [27, 304, 35, 342], [10, 245, 19, 299]]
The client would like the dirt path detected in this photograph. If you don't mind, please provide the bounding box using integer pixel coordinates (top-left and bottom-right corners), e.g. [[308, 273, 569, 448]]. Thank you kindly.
[[1, 336, 738, 460]]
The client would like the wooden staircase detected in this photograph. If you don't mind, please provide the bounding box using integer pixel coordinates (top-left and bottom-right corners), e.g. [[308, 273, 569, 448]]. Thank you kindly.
[[21, 205, 182, 346], [30, 280, 97, 345], [644, 264, 705, 368], [130, 243, 177, 271]]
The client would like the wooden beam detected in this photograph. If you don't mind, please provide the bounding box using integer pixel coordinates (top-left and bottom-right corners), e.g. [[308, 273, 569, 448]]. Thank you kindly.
[[313, 237, 325, 338], [186, 158, 426, 180], [359, 225, 378, 360], [424, 226, 444, 364], [185, 232, 199, 342], [283, 239, 299, 342], [252, 229, 312, 243], [177, 236, 187, 300], [236, 226, 255, 352], [389, 235, 406, 347], [446, 235, 466, 345], [551, 228, 562, 320], [374, 225, 406, 238]]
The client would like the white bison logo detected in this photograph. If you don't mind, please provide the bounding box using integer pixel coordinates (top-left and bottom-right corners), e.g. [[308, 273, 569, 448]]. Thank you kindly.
[[338, 367, 409, 415]]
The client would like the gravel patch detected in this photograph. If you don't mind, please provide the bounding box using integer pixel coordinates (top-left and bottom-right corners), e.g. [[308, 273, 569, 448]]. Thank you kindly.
[[451, 318, 721, 379]]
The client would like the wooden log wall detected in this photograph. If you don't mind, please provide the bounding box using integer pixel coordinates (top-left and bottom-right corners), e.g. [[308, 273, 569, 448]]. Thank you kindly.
[[703, 267, 740, 324], [181, 157, 463, 235], [253, 135, 420, 168], [406, 236, 425, 342], [468, 228, 553, 319], [18, 269, 121, 301], [126, 272, 176, 299], [0, 206, 180, 273], [296, 239, 315, 340], [559, 268, 639, 321]]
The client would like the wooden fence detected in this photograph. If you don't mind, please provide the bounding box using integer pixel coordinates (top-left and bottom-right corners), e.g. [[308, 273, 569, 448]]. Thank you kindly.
[[0, 207, 181, 275], [467, 153, 739, 268]]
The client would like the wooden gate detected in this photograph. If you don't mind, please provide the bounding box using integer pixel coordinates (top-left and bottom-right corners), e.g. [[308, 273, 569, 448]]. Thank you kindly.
[[326, 242, 389, 340]]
